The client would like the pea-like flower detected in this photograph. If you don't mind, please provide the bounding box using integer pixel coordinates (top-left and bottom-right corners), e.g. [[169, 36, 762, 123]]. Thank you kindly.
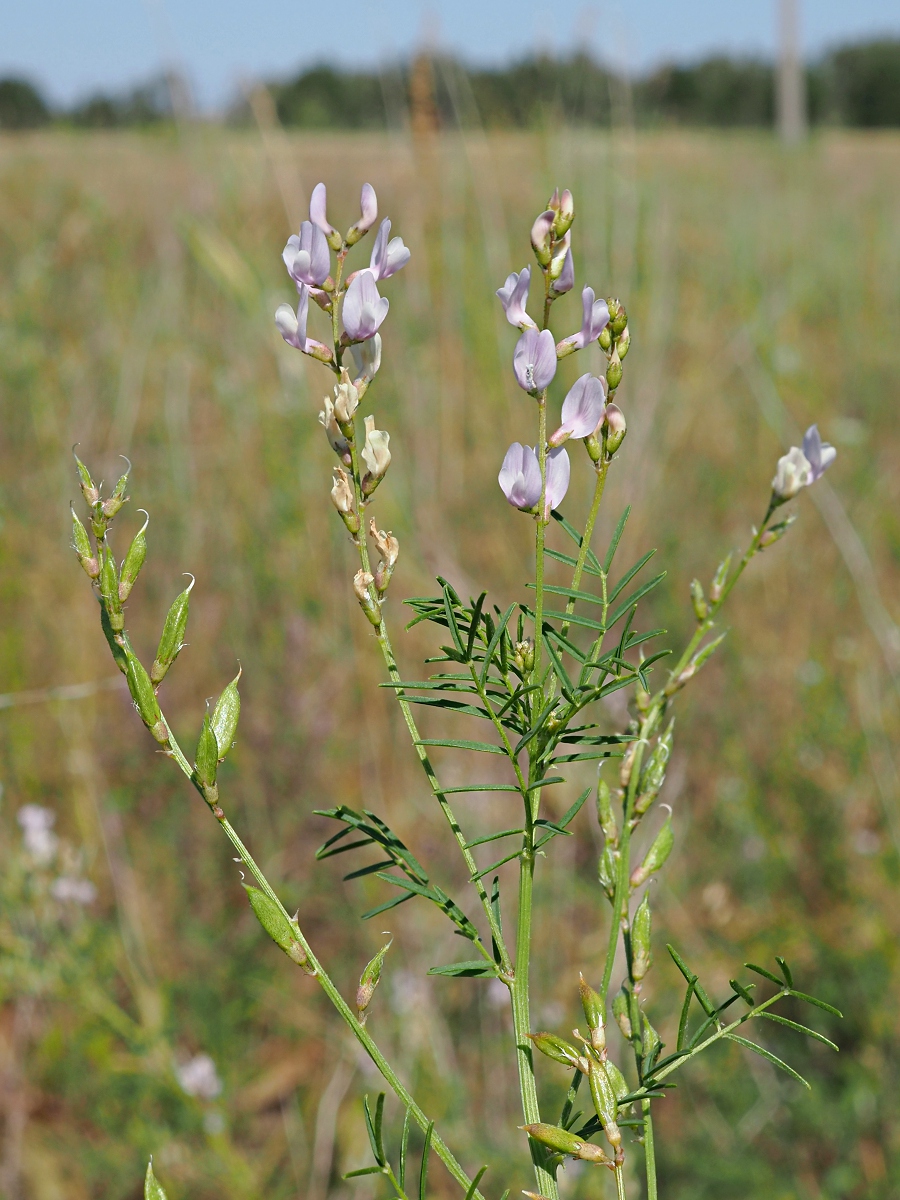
[[772, 446, 811, 500], [498, 444, 570, 517], [559, 286, 610, 352], [347, 183, 378, 244], [552, 245, 574, 296], [283, 220, 330, 288], [310, 182, 335, 238], [275, 285, 332, 361], [513, 327, 557, 392], [319, 397, 351, 463], [497, 267, 537, 330], [343, 270, 390, 341], [549, 374, 608, 447], [531, 209, 555, 266], [802, 424, 836, 483], [369, 218, 411, 281], [361, 414, 391, 492], [350, 333, 382, 385]]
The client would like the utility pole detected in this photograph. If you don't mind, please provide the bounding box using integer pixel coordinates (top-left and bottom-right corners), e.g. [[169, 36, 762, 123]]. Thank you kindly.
[[777, 0, 807, 144]]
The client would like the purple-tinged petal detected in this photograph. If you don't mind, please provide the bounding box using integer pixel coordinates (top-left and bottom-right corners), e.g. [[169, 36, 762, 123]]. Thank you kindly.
[[369, 218, 410, 280], [283, 221, 330, 287], [499, 443, 543, 511], [342, 269, 390, 341], [550, 374, 607, 444], [531, 209, 555, 265], [772, 446, 811, 500], [496, 267, 536, 329], [359, 183, 378, 231], [543, 446, 571, 515], [275, 302, 303, 349], [802, 424, 837, 482], [554, 247, 574, 295], [309, 183, 334, 236], [513, 327, 557, 391], [561, 286, 610, 351]]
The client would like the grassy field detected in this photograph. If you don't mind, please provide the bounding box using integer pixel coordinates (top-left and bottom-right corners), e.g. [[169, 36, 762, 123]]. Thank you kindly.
[[0, 125, 899, 1200]]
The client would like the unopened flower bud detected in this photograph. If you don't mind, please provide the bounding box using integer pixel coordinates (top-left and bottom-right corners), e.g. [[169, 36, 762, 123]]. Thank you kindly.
[[630, 814, 673, 888], [71, 506, 100, 579], [118, 510, 149, 600], [357, 935, 392, 1022], [330, 467, 359, 533], [607, 298, 627, 337], [612, 988, 632, 1040], [598, 327, 612, 352], [151, 576, 194, 684], [631, 893, 652, 986], [690, 578, 707, 621], [361, 415, 391, 496], [549, 187, 575, 237], [528, 1031, 582, 1068], [530, 210, 555, 267], [616, 326, 630, 360], [605, 352, 623, 392], [319, 397, 352, 464], [709, 554, 731, 603], [513, 639, 535, 674], [604, 404, 627, 454], [548, 230, 571, 284], [759, 514, 797, 547], [579, 974, 606, 1054], [369, 519, 399, 593], [102, 458, 130, 519], [345, 182, 378, 245], [73, 448, 100, 506], [353, 569, 382, 626], [333, 369, 359, 426]]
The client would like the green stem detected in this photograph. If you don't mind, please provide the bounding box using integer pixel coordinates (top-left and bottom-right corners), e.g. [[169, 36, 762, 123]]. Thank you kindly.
[[642, 1101, 657, 1200], [533, 395, 548, 690], [561, 459, 609, 642], [615, 1163, 627, 1200]]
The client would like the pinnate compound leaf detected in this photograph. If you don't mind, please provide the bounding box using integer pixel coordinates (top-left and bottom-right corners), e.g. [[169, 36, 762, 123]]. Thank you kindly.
[[603, 505, 632, 573], [758, 1012, 839, 1052]]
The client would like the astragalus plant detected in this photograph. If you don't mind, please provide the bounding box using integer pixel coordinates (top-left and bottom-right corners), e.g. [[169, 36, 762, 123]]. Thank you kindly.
[[71, 182, 841, 1200]]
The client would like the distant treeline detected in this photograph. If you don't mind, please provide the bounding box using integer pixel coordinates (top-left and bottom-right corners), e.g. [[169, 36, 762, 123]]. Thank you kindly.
[[2, 39, 900, 131]]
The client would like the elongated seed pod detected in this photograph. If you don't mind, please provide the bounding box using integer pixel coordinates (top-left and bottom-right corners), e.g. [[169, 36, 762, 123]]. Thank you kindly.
[[119, 511, 149, 601], [151, 576, 194, 684], [244, 885, 312, 971], [528, 1032, 582, 1067], [631, 893, 652, 984], [630, 815, 674, 888]]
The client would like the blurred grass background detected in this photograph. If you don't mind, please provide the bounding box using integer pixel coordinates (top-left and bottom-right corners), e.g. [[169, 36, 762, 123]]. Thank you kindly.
[[0, 121, 898, 1200]]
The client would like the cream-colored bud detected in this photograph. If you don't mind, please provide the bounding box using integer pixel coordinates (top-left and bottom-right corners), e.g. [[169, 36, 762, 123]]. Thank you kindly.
[[319, 397, 351, 462], [361, 415, 391, 494], [353, 569, 382, 626], [333, 369, 359, 425], [331, 467, 354, 515], [369, 519, 399, 593]]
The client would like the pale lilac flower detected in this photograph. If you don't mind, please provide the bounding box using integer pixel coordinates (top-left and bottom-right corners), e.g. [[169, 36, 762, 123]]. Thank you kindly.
[[369, 219, 410, 281], [18, 805, 58, 865], [275, 286, 332, 360], [772, 446, 811, 500], [176, 1054, 222, 1100], [498, 444, 570, 516], [544, 446, 571, 515], [549, 374, 608, 446], [342, 270, 389, 341], [350, 333, 382, 384], [513, 327, 557, 392], [283, 221, 330, 288], [802, 425, 836, 482], [309, 183, 335, 238], [347, 183, 378, 241], [497, 267, 537, 330], [531, 209, 555, 265], [51, 876, 97, 905], [553, 247, 574, 295], [499, 443, 542, 511], [560, 287, 610, 351]]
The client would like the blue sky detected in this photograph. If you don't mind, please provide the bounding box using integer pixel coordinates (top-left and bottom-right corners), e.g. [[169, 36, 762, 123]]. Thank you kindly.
[[5, 0, 898, 110]]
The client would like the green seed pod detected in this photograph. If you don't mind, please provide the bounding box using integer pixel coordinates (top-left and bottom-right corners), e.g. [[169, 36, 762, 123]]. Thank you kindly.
[[100, 604, 129, 675], [630, 814, 673, 888], [641, 1011, 661, 1063], [521, 1123, 583, 1158], [709, 553, 732, 603], [604, 1059, 629, 1102], [102, 456, 130, 518], [73, 447, 99, 506], [211, 669, 242, 761], [145, 1160, 169, 1200], [690, 578, 707, 621], [634, 722, 674, 818], [151, 576, 194, 684], [119, 511, 149, 601], [612, 988, 632, 1040], [579, 974, 606, 1053], [596, 777, 618, 844], [528, 1032, 582, 1068], [759, 514, 797, 548], [598, 844, 617, 902], [631, 894, 652, 984], [71, 506, 100, 579], [357, 935, 393, 1020], [588, 1059, 622, 1151], [245, 884, 312, 971], [99, 546, 124, 631], [125, 650, 167, 744], [194, 712, 219, 790]]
